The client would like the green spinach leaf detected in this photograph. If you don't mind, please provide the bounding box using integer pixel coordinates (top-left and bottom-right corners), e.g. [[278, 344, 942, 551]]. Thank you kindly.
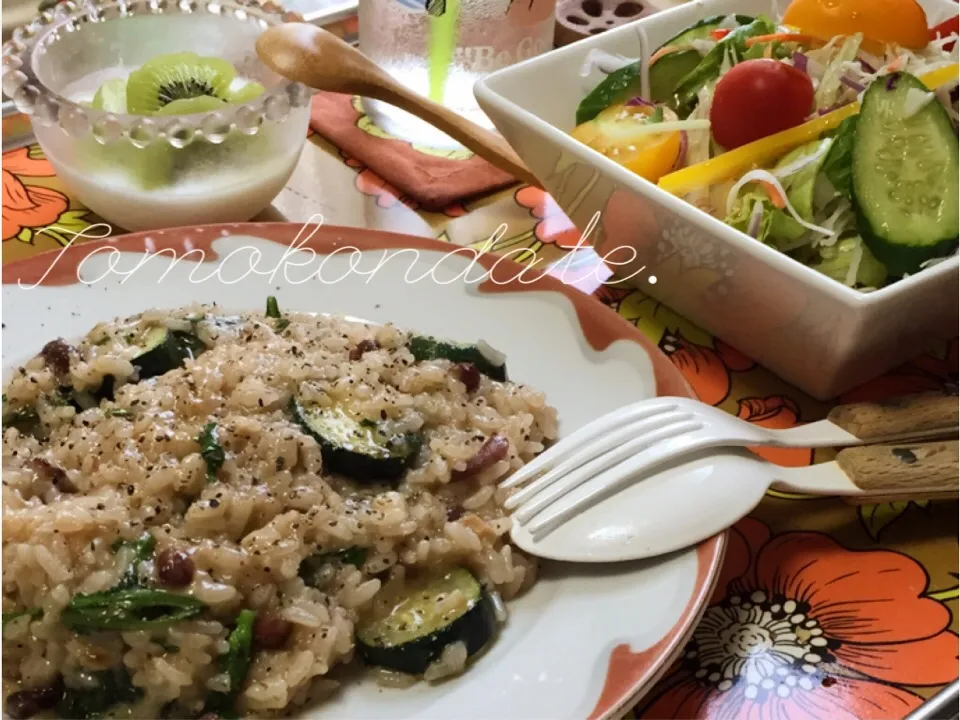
[[112, 533, 157, 589], [61, 587, 206, 633], [56, 667, 142, 719], [204, 609, 256, 717], [197, 422, 225, 483]]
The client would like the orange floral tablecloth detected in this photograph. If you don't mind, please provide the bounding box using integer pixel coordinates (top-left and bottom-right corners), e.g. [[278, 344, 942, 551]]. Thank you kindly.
[[3, 110, 958, 719]]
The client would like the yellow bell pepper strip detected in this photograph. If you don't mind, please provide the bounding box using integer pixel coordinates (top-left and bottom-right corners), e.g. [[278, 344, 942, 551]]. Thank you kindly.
[[658, 63, 959, 196]]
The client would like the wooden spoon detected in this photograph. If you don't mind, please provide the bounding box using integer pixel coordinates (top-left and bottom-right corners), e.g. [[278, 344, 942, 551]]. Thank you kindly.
[[256, 23, 540, 187]]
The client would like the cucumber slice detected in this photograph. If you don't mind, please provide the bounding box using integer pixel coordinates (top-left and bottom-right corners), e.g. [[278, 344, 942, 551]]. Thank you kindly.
[[574, 15, 754, 125], [576, 63, 642, 126], [290, 398, 422, 481], [852, 72, 959, 275], [663, 13, 754, 47], [130, 325, 206, 380], [356, 567, 496, 675], [408, 336, 507, 381], [649, 50, 705, 107]]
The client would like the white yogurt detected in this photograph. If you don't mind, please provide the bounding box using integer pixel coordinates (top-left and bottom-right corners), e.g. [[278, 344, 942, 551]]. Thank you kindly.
[[38, 68, 307, 232]]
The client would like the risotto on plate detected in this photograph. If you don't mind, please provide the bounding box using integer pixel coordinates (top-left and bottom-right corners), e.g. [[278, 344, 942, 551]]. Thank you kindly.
[[1, 300, 557, 719]]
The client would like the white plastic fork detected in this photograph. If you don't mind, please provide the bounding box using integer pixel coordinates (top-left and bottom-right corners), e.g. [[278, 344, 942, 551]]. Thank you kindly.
[[502, 392, 958, 541], [507, 439, 959, 562]]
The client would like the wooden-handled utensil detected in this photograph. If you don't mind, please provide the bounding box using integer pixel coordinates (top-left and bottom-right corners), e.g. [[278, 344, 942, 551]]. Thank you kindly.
[[835, 440, 959, 504], [501, 391, 958, 562], [255, 23, 540, 186], [509, 437, 959, 562], [826, 392, 959, 443]]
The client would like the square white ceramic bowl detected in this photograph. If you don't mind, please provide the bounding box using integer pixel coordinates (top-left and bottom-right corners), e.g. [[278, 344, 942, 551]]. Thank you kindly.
[[475, 0, 959, 400]]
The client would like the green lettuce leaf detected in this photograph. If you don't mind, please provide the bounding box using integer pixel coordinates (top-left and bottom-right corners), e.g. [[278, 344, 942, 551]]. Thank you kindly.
[[821, 115, 857, 199], [810, 237, 888, 287], [725, 189, 806, 249], [774, 138, 833, 221]]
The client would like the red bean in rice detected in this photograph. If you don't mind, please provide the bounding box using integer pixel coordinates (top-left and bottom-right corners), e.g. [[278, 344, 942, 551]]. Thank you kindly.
[[2, 305, 556, 717]]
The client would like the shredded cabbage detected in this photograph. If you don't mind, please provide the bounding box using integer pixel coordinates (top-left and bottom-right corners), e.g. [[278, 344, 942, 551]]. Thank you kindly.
[[813, 34, 863, 110], [691, 38, 716, 56], [810, 237, 888, 287], [635, 25, 651, 104], [903, 87, 936, 117], [724, 188, 806, 248], [727, 169, 837, 237], [811, 197, 857, 247]]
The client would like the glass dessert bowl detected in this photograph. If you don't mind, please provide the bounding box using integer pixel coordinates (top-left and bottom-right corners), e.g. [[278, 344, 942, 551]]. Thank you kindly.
[[2, 0, 313, 232]]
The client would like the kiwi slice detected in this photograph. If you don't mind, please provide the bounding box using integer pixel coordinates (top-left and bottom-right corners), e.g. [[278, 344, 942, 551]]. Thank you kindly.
[[80, 139, 176, 192], [92, 78, 128, 113], [83, 53, 262, 190], [227, 80, 266, 104], [155, 95, 227, 116], [126, 52, 236, 115]]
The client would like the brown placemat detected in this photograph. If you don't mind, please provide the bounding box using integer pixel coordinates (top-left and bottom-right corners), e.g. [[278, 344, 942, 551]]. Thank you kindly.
[[310, 92, 518, 210]]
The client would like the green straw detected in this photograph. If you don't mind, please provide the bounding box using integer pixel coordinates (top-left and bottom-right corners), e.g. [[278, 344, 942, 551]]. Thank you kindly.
[[426, 0, 460, 104]]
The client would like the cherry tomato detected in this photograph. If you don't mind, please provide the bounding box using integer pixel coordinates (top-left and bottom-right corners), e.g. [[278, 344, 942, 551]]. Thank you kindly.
[[710, 59, 815, 150], [570, 104, 682, 182]]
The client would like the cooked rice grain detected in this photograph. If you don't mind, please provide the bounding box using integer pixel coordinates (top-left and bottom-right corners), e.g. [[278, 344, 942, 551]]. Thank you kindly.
[[2, 306, 556, 717]]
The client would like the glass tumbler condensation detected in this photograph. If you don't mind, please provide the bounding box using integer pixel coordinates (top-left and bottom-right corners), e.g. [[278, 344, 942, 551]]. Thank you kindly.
[[359, 0, 556, 147]]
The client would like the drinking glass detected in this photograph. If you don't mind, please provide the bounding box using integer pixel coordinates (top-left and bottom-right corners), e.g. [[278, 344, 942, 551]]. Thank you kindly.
[[359, 0, 556, 147]]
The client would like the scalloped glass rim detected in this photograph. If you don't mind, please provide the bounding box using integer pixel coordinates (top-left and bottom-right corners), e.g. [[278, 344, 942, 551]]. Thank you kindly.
[[0, 0, 313, 147]]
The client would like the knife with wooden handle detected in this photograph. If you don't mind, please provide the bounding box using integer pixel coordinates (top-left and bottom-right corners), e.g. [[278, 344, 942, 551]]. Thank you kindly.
[[772, 439, 959, 503], [826, 392, 959, 443], [836, 440, 959, 504]]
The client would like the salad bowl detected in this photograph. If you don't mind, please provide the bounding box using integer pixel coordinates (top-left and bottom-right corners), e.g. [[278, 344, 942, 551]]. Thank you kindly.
[[475, 0, 959, 400]]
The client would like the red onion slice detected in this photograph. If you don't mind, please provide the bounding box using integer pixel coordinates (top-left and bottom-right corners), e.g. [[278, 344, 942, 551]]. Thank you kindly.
[[839, 74, 865, 93], [747, 200, 765, 239], [675, 131, 688, 170], [626, 96, 657, 108]]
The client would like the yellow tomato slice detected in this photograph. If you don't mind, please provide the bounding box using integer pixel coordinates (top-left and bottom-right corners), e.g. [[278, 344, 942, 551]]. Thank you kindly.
[[782, 0, 930, 52], [571, 104, 682, 183]]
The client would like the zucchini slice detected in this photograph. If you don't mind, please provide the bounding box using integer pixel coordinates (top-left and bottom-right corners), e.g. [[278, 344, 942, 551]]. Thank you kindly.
[[356, 567, 496, 675], [408, 336, 507, 381], [852, 72, 959, 275], [131, 326, 207, 380], [291, 398, 422, 481]]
